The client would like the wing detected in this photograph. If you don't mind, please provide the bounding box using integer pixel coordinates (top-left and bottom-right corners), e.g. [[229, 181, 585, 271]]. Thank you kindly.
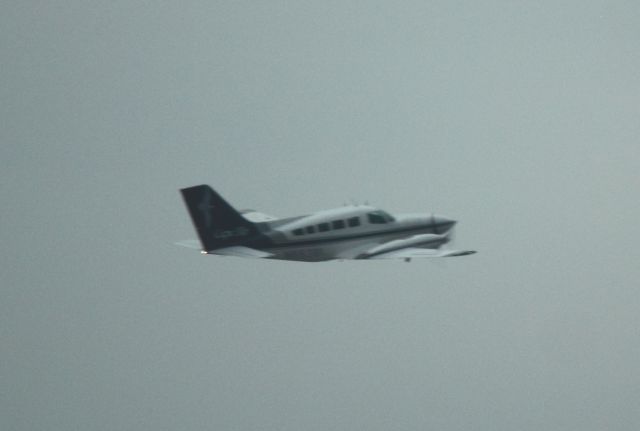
[[364, 247, 476, 260], [339, 233, 475, 260]]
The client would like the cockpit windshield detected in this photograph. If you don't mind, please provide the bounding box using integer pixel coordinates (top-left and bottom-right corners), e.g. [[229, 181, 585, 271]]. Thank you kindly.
[[367, 211, 395, 224]]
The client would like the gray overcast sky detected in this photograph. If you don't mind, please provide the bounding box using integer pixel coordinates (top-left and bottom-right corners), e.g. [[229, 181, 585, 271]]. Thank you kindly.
[[2, 1, 640, 430]]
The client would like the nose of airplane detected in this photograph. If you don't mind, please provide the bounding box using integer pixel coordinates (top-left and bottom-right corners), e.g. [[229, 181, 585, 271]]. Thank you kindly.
[[432, 214, 456, 233]]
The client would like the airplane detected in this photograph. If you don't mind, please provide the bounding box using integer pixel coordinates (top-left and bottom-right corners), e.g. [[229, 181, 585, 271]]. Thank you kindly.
[[178, 184, 476, 262]]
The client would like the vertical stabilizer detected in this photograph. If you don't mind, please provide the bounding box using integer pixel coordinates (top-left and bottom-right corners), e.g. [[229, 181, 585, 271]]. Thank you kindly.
[[180, 185, 259, 251]]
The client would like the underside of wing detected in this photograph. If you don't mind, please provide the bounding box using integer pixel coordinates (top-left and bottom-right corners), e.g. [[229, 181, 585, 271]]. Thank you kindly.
[[363, 247, 476, 260]]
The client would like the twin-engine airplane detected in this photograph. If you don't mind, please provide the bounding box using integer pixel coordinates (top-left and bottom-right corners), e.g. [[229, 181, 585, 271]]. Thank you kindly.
[[178, 185, 476, 262]]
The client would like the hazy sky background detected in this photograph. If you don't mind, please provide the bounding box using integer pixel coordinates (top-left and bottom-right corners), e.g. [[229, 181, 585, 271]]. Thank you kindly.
[[2, 1, 640, 430]]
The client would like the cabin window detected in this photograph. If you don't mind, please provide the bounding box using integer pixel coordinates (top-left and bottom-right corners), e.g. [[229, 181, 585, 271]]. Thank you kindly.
[[306, 226, 316, 234], [332, 220, 345, 229], [367, 212, 387, 224], [293, 228, 304, 236], [348, 216, 360, 227], [367, 211, 395, 224], [382, 211, 395, 222], [318, 222, 330, 232]]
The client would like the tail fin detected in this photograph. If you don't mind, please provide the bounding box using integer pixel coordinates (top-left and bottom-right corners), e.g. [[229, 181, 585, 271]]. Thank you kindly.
[[180, 185, 259, 251]]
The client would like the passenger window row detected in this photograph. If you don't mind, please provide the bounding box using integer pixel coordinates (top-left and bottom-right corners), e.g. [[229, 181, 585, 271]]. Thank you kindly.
[[293, 216, 361, 236]]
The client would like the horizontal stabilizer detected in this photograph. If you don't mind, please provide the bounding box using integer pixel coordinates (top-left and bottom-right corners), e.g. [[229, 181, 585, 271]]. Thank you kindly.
[[175, 239, 202, 249], [209, 246, 273, 259], [239, 210, 279, 222]]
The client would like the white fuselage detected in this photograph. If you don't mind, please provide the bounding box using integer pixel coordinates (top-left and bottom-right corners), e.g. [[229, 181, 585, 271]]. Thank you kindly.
[[260, 205, 454, 262]]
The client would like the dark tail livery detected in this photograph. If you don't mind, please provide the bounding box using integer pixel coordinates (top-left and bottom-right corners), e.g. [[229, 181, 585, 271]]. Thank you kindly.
[[180, 185, 260, 251]]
